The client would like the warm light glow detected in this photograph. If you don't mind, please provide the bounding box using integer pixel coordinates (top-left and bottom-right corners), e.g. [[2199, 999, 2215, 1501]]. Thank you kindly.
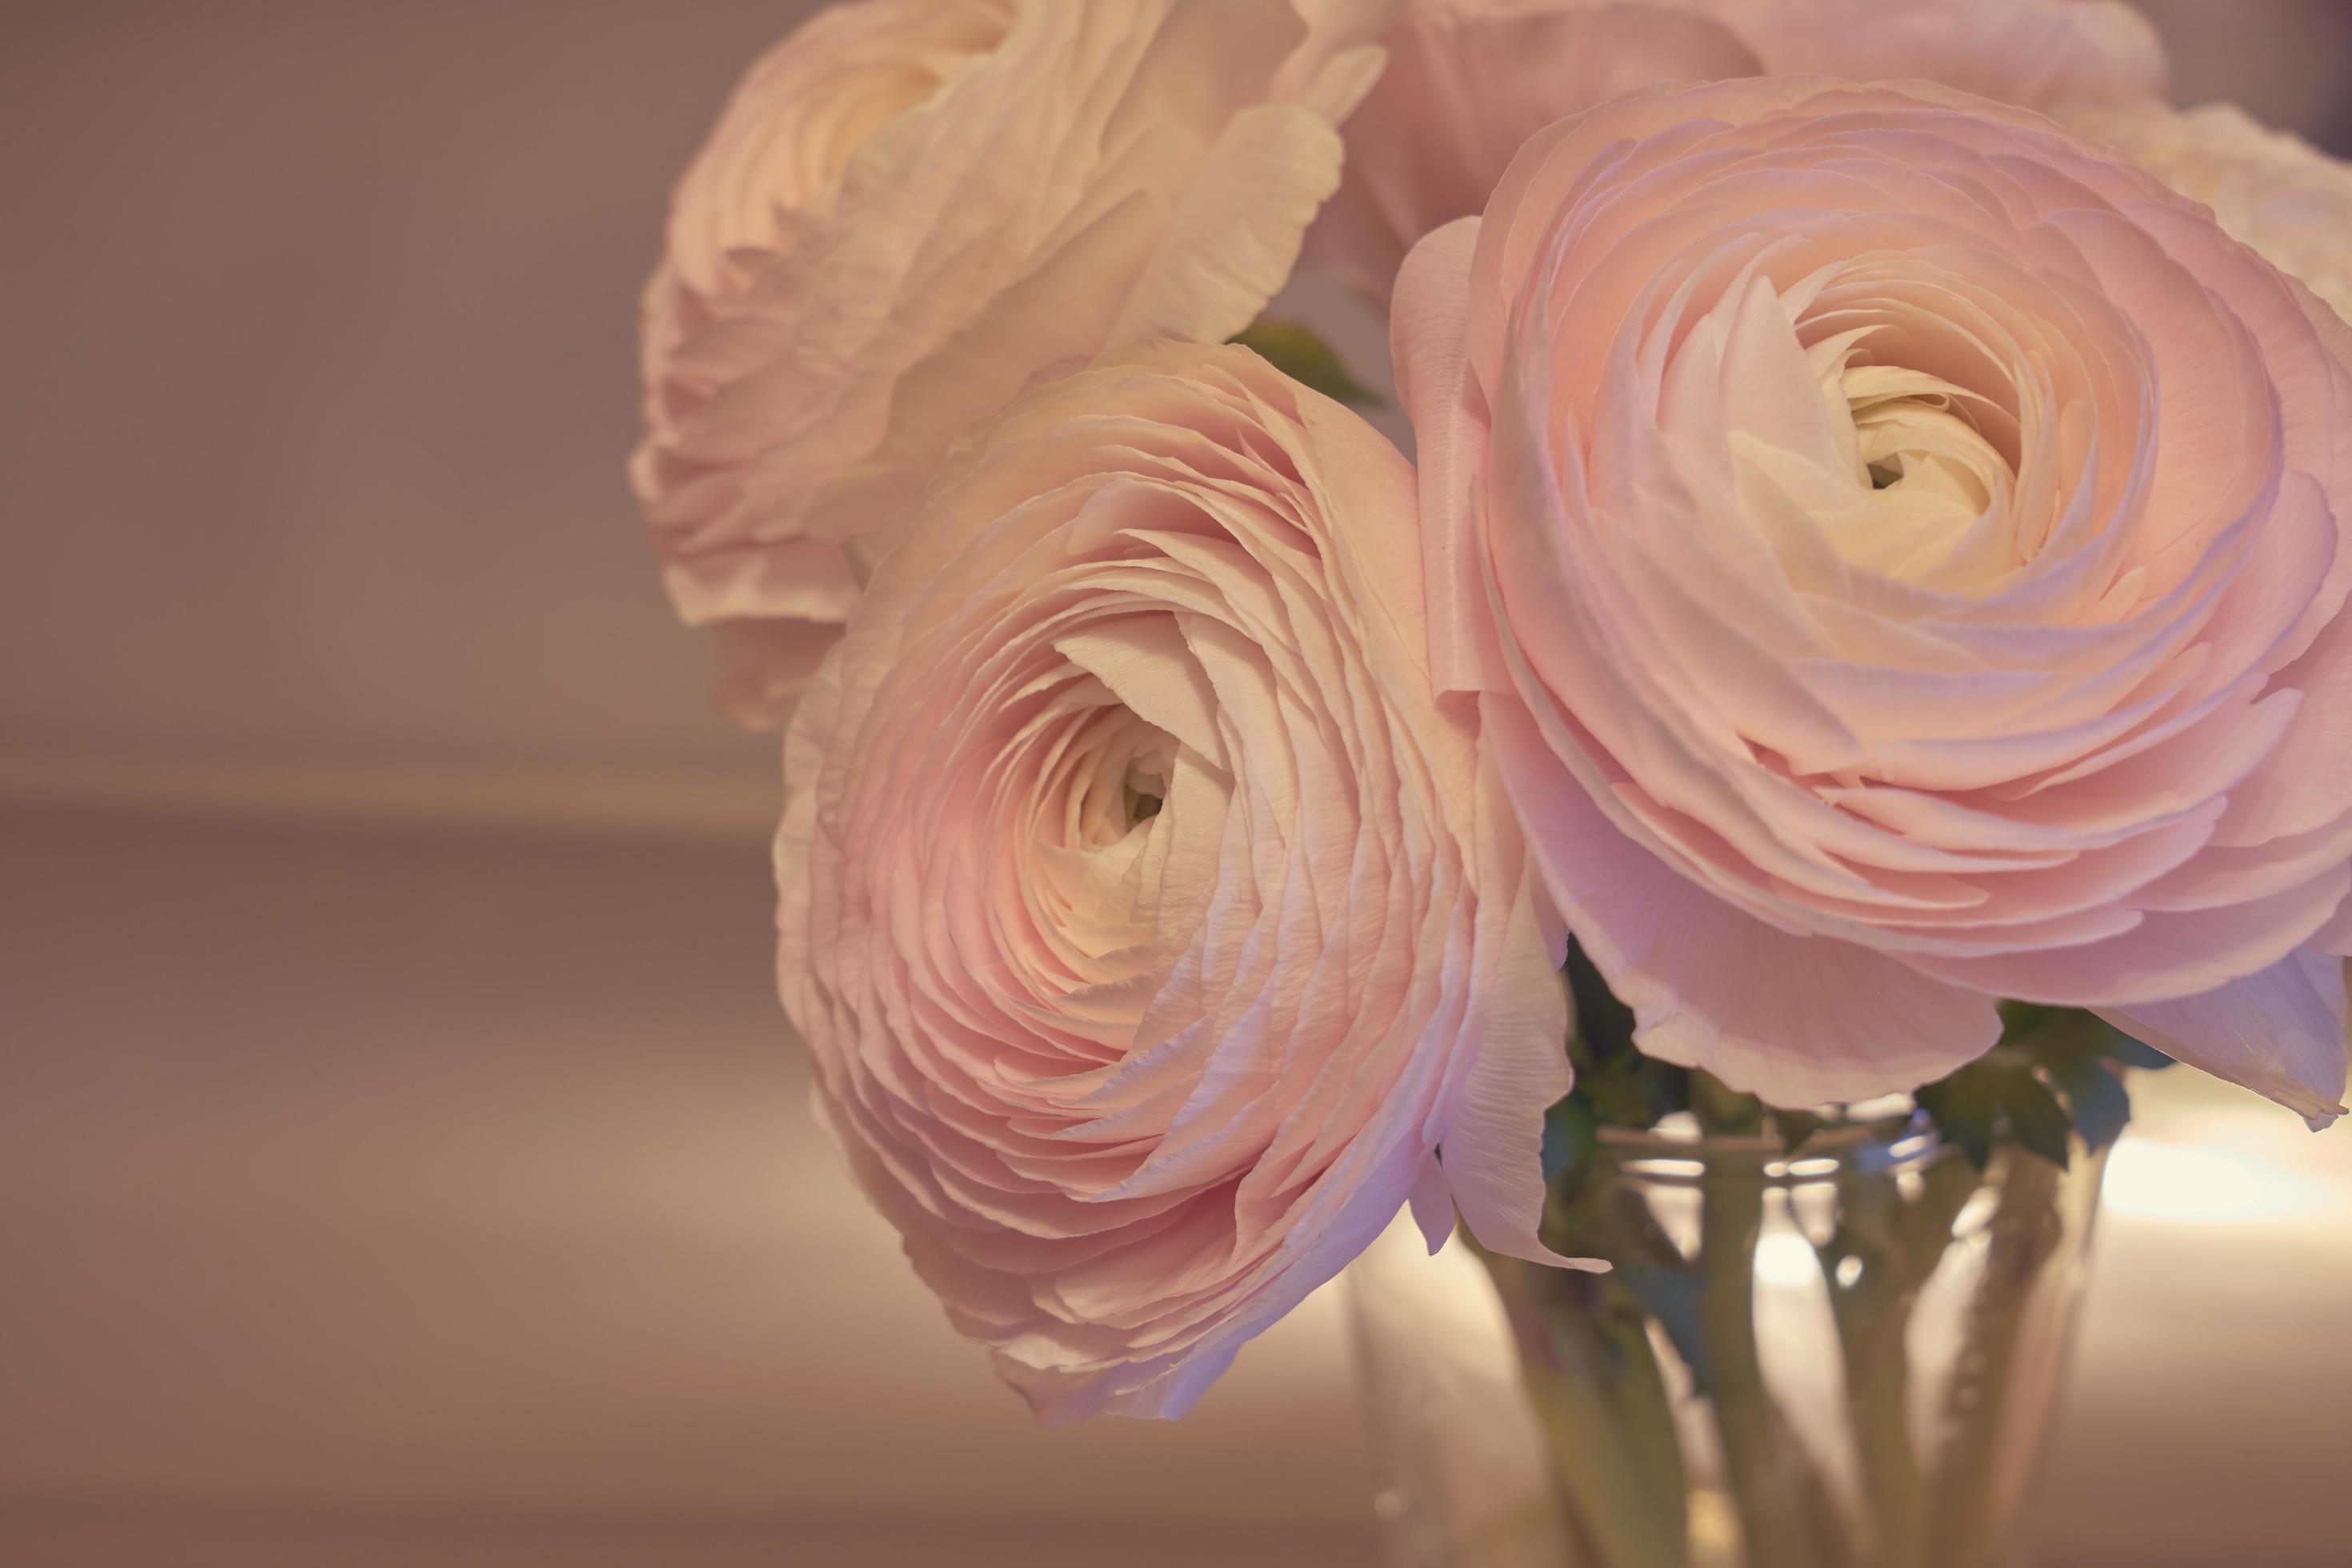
[[2102, 1141, 2310, 1221], [1755, 1230, 1822, 1287]]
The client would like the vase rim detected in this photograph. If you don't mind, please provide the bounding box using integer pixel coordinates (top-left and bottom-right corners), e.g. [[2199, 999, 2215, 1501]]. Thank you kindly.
[[1593, 1107, 1953, 1181]]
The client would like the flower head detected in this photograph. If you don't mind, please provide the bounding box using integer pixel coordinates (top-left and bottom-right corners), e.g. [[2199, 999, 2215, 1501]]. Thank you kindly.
[[636, 0, 1398, 723], [778, 342, 1578, 1420], [1394, 78, 2352, 1121]]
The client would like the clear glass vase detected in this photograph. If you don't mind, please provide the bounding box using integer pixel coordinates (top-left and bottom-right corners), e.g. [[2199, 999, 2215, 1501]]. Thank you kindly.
[[1350, 1115, 2109, 1568]]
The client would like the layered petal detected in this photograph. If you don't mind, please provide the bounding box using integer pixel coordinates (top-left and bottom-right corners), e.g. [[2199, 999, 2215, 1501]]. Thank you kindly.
[[1313, 0, 2164, 297], [1398, 78, 2352, 1120], [2075, 98, 2352, 329], [778, 344, 1581, 1422], [2100, 950, 2350, 1130], [637, 0, 1400, 724], [1486, 694, 2004, 1106]]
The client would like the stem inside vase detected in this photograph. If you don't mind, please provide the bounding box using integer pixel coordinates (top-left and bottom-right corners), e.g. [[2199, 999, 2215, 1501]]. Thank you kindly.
[[1360, 1117, 2110, 1568]]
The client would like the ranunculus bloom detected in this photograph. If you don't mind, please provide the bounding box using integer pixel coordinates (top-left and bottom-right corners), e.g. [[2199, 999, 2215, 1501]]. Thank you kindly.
[[1313, 0, 2166, 296], [1395, 79, 2352, 1122], [777, 343, 1578, 1421], [634, 0, 1397, 724], [2075, 99, 2352, 329]]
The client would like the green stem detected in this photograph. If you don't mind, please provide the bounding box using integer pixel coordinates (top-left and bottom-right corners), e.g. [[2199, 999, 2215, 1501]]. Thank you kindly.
[[1692, 1166, 1851, 1568], [1483, 1250, 1689, 1568], [1822, 1175, 1926, 1568], [1927, 1150, 2066, 1568], [1819, 1153, 1980, 1568]]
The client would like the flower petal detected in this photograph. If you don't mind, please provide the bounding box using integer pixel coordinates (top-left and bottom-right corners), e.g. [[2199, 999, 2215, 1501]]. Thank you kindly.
[[2099, 950, 2350, 1129]]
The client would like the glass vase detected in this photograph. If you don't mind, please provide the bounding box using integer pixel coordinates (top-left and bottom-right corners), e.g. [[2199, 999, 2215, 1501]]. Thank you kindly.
[[1349, 1115, 2109, 1568]]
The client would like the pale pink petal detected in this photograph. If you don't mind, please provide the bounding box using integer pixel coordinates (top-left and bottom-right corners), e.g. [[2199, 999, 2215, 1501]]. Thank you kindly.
[[779, 344, 1578, 1422], [2076, 99, 2352, 328], [2100, 950, 2350, 1130], [1701, 0, 2166, 108], [1488, 698, 2002, 1107], [1314, 0, 2164, 297], [1398, 77, 2352, 1121], [1406, 1154, 1455, 1254], [1112, 105, 1347, 344], [1429, 749, 1594, 1268], [635, 0, 1394, 723], [1390, 216, 1510, 697], [1310, 0, 1760, 295]]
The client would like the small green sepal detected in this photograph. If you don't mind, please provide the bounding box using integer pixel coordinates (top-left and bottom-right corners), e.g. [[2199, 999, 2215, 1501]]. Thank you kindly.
[[1227, 317, 1383, 407]]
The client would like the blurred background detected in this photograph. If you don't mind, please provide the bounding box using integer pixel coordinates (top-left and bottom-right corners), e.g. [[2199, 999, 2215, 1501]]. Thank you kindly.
[[3, 3, 2350, 1564]]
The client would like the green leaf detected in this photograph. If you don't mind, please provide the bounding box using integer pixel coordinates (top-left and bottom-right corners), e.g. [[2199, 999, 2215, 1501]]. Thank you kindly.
[[2052, 1055, 2134, 1153], [1995, 999, 2065, 1039], [2006, 1072, 2076, 1170], [1565, 936, 1638, 1061], [1917, 1009, 2150, 1170], [1575, 1053, 1682, 1132], [2003, 1004, 2115, 1065], [1917, 1068, 2002, 1170], [1542, 1094, 1598, 1187], [1227, 318, 1382, 406], [1770, 1109, 1831, 1154], [2106, 1031, 2178, 1071], [1690, 1070, 1764, 1137]]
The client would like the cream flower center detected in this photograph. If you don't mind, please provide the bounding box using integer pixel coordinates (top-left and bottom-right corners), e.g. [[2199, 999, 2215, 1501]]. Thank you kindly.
[[1700, 270, 2033, 592], [1817, 351, 2016, 574], [1022, 699, 1185, 994]]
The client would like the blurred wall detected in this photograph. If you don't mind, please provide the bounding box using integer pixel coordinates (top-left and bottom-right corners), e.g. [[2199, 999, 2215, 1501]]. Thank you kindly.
[[2138, 0, 2352, 150], [0, 2, 825, 786], [2, 0, 2346, 798]]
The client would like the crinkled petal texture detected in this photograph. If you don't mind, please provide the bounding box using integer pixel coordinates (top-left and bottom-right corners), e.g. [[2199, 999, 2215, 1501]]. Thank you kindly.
[[2075, 98, 2352, 330], [1395, 79, 2352, 1124], [777, 343, 1578, 1423], [1312, 0, 2166, 297], [635, 0, 1401, 726]]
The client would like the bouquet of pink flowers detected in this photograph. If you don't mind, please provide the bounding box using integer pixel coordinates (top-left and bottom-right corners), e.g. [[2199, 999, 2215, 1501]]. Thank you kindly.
[[631, 0, 2350, 1434]]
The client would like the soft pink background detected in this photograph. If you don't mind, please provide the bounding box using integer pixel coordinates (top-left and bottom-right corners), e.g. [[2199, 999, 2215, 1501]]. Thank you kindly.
[[2, 4, 2349, 1564]]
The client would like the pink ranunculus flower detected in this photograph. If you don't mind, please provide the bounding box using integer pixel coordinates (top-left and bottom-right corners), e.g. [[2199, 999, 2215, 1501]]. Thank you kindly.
[[1312, 0, 2166, 297], [633, 0, 1399, 726], [777, 342, 1581, 1421], [1394, 78, 2352, 1122]]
